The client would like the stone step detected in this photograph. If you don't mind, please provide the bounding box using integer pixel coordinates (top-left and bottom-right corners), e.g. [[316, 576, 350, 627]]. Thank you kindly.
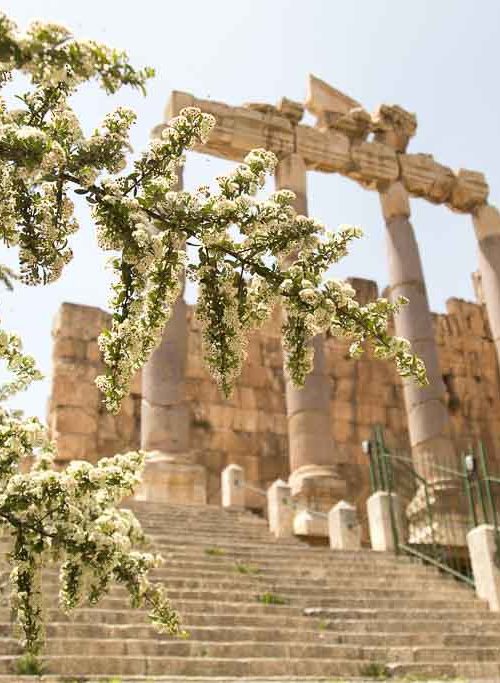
[[40, 559, 447, 583], [7, 621, 500, 647], [0, 497, 494, 682], [141, 529, 284, 542], [34, 587, 483, 612], [38, 577, 475, 602], [0, 678, 485, 683], [5, 637, 500, 663], [177, 611, 500, 632], [148, 538, 411, 559], [4, 600, 496, 623], [7, 611, 499, 634], [0, 654, 497, 678], [155, 547, 443, 570], [140, 559, 444, 579], [43, 570, 475, 601]]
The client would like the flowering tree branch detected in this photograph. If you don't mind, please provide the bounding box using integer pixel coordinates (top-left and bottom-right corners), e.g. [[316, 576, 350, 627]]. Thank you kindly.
[[0, 13, 427, 654]]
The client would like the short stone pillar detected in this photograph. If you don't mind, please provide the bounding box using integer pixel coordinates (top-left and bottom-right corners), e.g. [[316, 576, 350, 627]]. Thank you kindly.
[[367, 491, 403, 552], [221, 464, 245, 510], [328, 500, 361, 551], [267, 479, 294, 538], [467, 524, 500, 611]]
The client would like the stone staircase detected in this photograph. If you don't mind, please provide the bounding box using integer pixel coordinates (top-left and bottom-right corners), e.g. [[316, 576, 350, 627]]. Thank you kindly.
[[1, 500, 500, 681]]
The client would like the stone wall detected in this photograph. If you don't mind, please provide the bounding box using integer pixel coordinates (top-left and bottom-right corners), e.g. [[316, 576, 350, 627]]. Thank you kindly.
[[48, 279, 500, 512], [48, 303, 141, 464]]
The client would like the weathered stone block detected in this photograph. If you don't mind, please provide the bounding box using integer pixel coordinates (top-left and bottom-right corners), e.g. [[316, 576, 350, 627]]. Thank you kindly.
[[53, 337, 87, 361], [467, 525, 500, 611], [448, 169, 489, 212], [55, 434, 97, 461], [350, 141, 399, 185], [328, 500, 361, 550], [51, 407, 97, 436], [267, 479, 294, 538], [52, 303, 109, 342], [399, 154, 455, 204], [367, 491, 403, 552], [221, 464, 245, 509]]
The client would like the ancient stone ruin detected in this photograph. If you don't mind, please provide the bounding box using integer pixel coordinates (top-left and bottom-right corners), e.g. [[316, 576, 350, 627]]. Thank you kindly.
[[30, 74, 500, 681], [48, 75, 500, 536]]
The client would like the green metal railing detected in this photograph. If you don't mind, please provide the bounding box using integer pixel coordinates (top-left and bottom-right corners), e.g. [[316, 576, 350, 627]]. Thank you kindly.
[[463, 442, 500, 568], [365, 426, 484, 586]]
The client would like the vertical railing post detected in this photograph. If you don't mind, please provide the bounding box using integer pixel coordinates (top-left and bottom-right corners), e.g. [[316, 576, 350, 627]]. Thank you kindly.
[[478, 442, 498, 531], [462, 453, 478, 529]]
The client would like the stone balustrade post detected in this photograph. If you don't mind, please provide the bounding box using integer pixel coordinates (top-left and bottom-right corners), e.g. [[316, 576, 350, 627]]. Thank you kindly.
[[473, 205, 500, 369], [328, 500, 361, 551], [267, 479, 294, 538], [221, 464, 245, 510], [276, 152, 346, 537], [380, 182, 456, 478], [367, 491, 403, 552], [467, 524, 500, 611]]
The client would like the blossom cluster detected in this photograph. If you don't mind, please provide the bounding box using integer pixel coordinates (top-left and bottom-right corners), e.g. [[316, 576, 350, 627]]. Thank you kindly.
[[0, 329, 183, 653], [0, 12, 427, 653]]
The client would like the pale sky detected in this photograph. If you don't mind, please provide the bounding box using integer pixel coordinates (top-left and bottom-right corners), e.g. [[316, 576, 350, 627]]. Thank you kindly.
[[2, 0, 500, 419]]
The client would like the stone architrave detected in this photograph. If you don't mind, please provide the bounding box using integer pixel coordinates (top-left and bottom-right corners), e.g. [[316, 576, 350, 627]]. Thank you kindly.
[[380, 182, 456, 477], [136, 166, 206, 505], [276, 152, 346, 537], [472, 204, 500, 369]]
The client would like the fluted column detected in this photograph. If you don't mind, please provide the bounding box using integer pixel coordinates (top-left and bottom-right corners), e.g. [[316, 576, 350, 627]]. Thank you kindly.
[[136, 168, 206, 504], [473, 204, 500, 368], [380, 182, 455, 475], [276, 153, 345, 526]]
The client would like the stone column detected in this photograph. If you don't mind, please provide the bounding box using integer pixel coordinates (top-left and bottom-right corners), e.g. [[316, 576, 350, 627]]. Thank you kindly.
[[473, 204, 500, 368], [136, 167, 206, 505], [276, 153, 345, 533], [380, 182, 455, 476]]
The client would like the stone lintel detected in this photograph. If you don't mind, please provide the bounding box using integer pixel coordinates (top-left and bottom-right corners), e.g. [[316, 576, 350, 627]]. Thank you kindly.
[[399, 154, 456, 204], [349, 141, 399, 188], [448, 169, 489, 212], [165, 90, 489, 214]]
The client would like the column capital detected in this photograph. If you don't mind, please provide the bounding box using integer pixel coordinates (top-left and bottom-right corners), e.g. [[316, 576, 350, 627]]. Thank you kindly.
[[379, 181, 411, 222], [473, 204, 500, 242]]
